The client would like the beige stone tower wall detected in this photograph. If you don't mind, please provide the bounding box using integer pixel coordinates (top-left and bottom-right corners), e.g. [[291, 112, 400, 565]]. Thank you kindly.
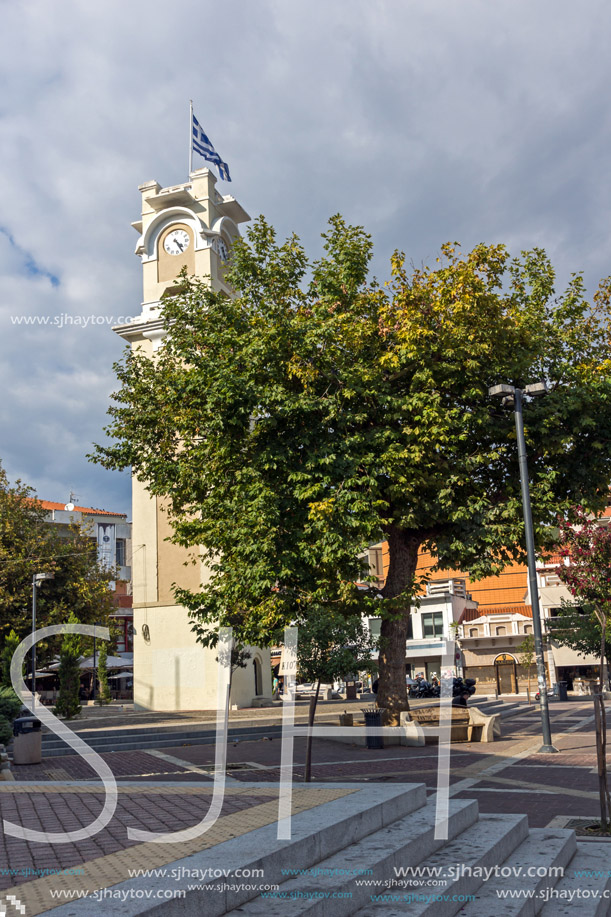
[[114, 169, 272, 711]]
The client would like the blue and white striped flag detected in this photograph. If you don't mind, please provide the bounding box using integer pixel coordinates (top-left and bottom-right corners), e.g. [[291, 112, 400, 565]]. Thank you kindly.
[[191, 114, 231, 182]]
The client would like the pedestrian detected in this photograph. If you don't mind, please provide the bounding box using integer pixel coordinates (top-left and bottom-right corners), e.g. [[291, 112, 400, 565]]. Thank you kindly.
[[452, 691, 470, 707]]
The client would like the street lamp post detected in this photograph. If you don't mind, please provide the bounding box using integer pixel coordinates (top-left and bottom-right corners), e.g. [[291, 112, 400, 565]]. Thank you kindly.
[[31, 572, 54, 710], [488, 382, 558, 754], [92, 622, 100, 703]]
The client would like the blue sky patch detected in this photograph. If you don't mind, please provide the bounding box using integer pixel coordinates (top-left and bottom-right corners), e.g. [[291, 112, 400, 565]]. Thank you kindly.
[[0, 226, 60, 287]]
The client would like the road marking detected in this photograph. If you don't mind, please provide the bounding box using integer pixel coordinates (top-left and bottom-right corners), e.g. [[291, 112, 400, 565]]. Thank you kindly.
[[144, 749, 241, 784], [432, 711, 597, 800]]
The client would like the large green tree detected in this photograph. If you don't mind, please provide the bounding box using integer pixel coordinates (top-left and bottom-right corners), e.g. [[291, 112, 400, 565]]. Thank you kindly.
[[0, 462, 116, 659], [92, 216, 611, 721]]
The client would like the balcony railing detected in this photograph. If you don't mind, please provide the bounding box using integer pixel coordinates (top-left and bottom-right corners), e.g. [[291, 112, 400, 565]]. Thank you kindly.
[[426, 578, 467, 598]]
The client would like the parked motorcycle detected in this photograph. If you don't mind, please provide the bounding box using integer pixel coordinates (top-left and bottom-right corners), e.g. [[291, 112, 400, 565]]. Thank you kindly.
[[409, 677, 476, 700], [535, 686, 556, 701]]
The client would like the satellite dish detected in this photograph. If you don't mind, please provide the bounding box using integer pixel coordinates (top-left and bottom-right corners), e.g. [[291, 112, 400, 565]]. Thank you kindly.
[[65, 502, 75, 511]]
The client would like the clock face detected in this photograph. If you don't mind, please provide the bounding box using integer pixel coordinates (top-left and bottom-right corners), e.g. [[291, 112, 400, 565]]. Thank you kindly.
[[218, 238, 229, 262], [164, 229, 190, 255]]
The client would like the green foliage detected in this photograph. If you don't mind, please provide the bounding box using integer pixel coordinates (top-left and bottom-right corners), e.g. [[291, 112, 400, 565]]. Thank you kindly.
[[0, 461, 116, 664], [53, 613, 82, 720], [0, 685, 23, 723], [547, 602, 611, 664], [92, 216, 611, 716], [548, 509, 611, 680], [551, 509, 611, 828], [0, 685, 23, 748], [517, 633, 536, 693], [0, 630, 20, 687], [517, 634, 535, 666], [96, 640, 112, 705], [0, 717, 12, 747], [294, 611, 377, 685]]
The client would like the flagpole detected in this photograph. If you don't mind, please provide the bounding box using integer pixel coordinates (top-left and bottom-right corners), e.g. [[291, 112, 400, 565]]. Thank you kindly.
[[189, 100, 193, 177]]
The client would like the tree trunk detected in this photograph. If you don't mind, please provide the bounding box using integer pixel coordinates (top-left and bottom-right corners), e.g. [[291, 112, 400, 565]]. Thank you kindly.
[[595, 610, 611, 830], [303, 679, 321, 783], [526, 667, 531, 705], [377, 526, 421, 725]]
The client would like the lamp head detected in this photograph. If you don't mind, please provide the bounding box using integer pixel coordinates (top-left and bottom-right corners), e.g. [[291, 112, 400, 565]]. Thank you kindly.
[[524, 381, 548, 397], [33, 572, 54, 586], [488, 384, 515, 398]]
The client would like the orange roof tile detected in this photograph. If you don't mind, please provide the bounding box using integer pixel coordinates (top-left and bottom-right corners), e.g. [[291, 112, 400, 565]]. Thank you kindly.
[[463, 604, 533, 622], [37, 500, 126, 518]]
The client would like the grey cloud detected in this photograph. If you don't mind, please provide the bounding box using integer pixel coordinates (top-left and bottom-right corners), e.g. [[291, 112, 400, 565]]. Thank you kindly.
[[1, 0, 611, 513]]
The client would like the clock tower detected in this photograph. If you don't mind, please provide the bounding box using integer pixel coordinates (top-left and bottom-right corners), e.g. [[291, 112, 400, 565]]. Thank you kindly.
[[113, 169, 272, 711]]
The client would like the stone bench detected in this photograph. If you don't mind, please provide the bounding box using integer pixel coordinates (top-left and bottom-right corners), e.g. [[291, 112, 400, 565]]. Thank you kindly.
[[407, 704, 501, 743]]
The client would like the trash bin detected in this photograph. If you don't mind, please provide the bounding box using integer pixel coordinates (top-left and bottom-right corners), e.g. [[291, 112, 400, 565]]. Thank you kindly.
[[557, 681, 568, 702], [12, 716, 42, 765], [345, 680, 358, 700], [362, 707, 384, 750]]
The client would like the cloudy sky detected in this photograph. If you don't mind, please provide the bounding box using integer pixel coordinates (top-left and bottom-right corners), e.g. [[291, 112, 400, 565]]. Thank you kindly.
[[1, 0, 610, 516]]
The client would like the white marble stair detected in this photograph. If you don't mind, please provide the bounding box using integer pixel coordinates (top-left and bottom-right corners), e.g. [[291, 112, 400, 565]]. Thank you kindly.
[[353, 813, 530, 917], [539, 843, 611, 917], [39, 782, 611, 917], [460, 827, 577, 916], [227, 797, 479, 916]]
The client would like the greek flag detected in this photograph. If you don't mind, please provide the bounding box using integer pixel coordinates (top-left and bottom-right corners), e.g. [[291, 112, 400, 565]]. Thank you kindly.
[[192, 114, 231, 182]]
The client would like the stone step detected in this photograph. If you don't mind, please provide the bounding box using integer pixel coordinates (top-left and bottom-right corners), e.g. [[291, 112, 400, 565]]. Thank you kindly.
[[460, 827, 576, 916], [353, 813, 529, 916], [39, 724, 285, 756], [41, 721, 283, 744], [539, 842, 611, 917], [409, 699, 532, 720], [474, 700, 534, 718], [224, 797, 479, 916], [37, 782, 428, 917], [38, 781, 606, 917]]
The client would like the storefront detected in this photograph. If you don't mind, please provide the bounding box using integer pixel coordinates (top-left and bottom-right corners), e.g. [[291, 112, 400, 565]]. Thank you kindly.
[[494, 653, 518, 694]]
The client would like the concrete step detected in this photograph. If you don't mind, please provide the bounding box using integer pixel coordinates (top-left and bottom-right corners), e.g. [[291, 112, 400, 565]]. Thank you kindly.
[[38, 703, 533, 757], [224, 797, 479, 916], [408, 699, 533, 720], [353, 813, 530, 916], [460, 827, 576, 916], [39, 723, 285, 756], [38, 781, 606, 917], [41, 721, 282, 744], [539, 843, 611, 917], [38, 782, 428, 917], [474, 700, 534, 718]]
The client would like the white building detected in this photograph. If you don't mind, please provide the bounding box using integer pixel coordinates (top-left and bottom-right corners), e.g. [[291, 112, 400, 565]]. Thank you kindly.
[[367, 578, 478, 681]]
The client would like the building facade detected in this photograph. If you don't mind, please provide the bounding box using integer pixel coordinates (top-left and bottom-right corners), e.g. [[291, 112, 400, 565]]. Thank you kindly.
[[366, 577, 478, 681], [40, 499, 134, 657], [369, 524, 608, 694]]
